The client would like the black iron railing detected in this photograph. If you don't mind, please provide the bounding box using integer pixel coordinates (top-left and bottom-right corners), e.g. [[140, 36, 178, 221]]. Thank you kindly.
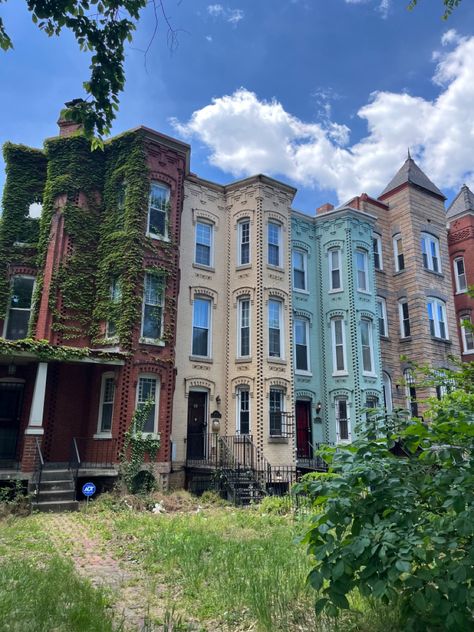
[[185, 433, 220, 466], [71, 437, 117, 469], [296, 441, 334, 472], [269, 412, 295, 438], [32, 437, 44, 500]]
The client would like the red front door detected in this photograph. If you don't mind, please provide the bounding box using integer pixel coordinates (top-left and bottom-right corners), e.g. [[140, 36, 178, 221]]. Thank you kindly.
[[296, 401, 312, 458]]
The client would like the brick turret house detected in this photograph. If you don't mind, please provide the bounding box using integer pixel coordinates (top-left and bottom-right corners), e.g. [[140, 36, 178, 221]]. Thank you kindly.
[[0, 107, 190, 494]]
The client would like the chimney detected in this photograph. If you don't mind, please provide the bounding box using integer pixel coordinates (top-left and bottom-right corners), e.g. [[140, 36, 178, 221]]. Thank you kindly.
[[57, 99, 84, 137], [316, 203, 334, 215]]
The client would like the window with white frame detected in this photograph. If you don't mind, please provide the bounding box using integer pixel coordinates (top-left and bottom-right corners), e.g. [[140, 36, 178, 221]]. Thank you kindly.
[[136, 375, 159, 434], [292, 249, 307, 291], [269, 388, 284, 436], [360, 318, 375, 374], [238, 220, 250, 266], [4, 276, 35, 340], [382, 372, 393, 413], [404, 369, 418, 418], [268, 299, 283, 358], [97, 373, 115, 435], [356, 249, 369, 292], [147, 182, 170, 239], [331, 317, 347, 374], [294, 318, 310, 372], [373, 235, 383, 270], [106, 276, 121, 338], [268, 222, 281, 267], [376, 296, 388, 337], [421, 233, 441, 273], [141, 273, 164, 341], [398, 299, 411, 338], [453, 257, 467, 293], [236, 388, 250, 435], [195, 221, 213, 267], [329, 248, 342, 291], [393, 234, 405, 272], [335, 397, 350, 442], [460, 315, 474, 353], [427, 298, 448, 339], [238, 297, 251, 357], [192, 297, 212, 357]]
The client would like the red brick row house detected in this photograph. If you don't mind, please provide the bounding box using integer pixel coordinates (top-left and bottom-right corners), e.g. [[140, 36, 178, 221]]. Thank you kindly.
[[0, 108, 190, 496]]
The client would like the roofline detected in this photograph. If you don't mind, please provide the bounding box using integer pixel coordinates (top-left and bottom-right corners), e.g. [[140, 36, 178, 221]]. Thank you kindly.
[[379, 180, 446, 202], [447, 209, 474, 225], [128, 126, 191, 174], [290, 205, 377, 224], [186, 172, 297, 197]]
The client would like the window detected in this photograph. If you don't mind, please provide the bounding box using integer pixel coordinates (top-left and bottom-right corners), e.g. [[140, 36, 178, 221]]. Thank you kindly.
[[404, 369, 418, 418], [97, 373, 115, 435], [294, 318, 310, 372], [268, 222, 281, 267], [376, 296, 388, 337], [427, 298, 448, 340], [192, 297, 212, 357], [331, 318, 347, 374], [356, 249, 369, 292], [147, 182, 170, 239], [373, 235, 383, 270], [360, 318, 375, 374], [366, 396, 378, 409], [137, 375, 159, 434], [268, 299, 283, 358], [106, 277, 121, 338], [460, 316, 474, 353], [238, 298, 251, 357], [399, 300, 411, 338], [421, 233, 440, 273], [393, 234, 405, 272], [238, 220, 250, 266], [141, 273, 164, 341], [335, 398, 350, 443], [329, 248, 342, 291], [4, 276, 35, 340], [116, 181, 126, 228], [453, 257, 467, 293], [237, 388, 250, 435], [382, 372, 393, 413], [195, 222, 213, 267], [269, 388, 284, 436], [292, 249, 307, 291]]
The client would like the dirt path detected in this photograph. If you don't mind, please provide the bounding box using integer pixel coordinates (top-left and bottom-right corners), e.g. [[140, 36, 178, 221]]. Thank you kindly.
[[46, 513, 164, 631]]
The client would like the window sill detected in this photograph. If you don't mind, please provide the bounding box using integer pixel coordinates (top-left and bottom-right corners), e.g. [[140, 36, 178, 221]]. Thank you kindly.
[[267, 264, 285, 273], [462, 349, 474, 355], [294, 288, 309, 295], [236, 357, 252, 363], [93, 433, 113, 440], [140, 338, 165, 347], [189, 355, 213, 363], [236, 264, 252, 271], [455, 290, 468, 295], [193, 263, 215, 273], [375, 268, 385, 274], [363, 372, 378, 378], [139, 432, 160, 441], [399, 336, 412, 342], [430, 337, 452, 345], [357, 289, 371, 295], [422, 268, 444, 278], [267, 357, 286, 365], [393, 270, 406, 276], [147, 232, 170, 242], [268, 436, 289, 443], [295, 370, 312, 376], [332, 371, 348, 377], [328, 288, 343, 294]]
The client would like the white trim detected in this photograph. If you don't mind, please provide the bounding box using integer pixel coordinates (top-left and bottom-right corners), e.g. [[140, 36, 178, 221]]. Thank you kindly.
[[373, 234, 383, 271], [292, 248, 307, 292], [195, 220, 214, 268], [268, 298, 284, 360], [398, 299, 410, 338], [294, 317, 311, 374], [335, 397, 351, 444], [427, 298, 449, 340], [237, 296, 251, 358], [2, 275, 35, 340], [460, 316, 474, 353], [360, 318, 375, 376], [237, 219, 250, 266], [192, 296, 212, 358], [331, 317, 347, 375], [355, 248, 369, 292], [140, 272, 164, 343], [328, 247, 342, 292], [236, 387, 251, 435], [453, 257, 467, 293], [382, 371, 393, 413], [376, 296, 388, 337], [136, 373, 160, 435], [267, 221, 282, 267], [147, 182, 170, 241], [421, 233, 441, 273], [28, 362, 48, 428], [96, 371, 116, 435], [393, 234, 405, 272]]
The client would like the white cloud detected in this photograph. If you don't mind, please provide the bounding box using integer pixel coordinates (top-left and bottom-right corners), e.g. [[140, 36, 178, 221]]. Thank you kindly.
[[206, 35, 213, 42], [171, 32, 474, 202], [345, 0, 391, 19], [207, 4, 245, 25]]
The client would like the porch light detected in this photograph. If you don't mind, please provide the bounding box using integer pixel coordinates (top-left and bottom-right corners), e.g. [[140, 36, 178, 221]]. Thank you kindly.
[[216, 395, 221, 405], [315, 401, 322, 415]]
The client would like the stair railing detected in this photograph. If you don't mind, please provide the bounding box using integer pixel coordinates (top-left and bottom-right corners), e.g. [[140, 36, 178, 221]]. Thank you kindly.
[[32, 437, 44, 501], [69, 438, 81, 490]]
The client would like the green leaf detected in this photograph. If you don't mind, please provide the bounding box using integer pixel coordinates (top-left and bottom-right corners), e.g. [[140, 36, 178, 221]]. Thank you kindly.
[[308, 570, 324, 591]]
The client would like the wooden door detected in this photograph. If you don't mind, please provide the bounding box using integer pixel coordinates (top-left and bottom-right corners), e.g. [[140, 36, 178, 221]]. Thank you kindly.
[[186, 392, 207, 460], [296, 400, 312, 459]]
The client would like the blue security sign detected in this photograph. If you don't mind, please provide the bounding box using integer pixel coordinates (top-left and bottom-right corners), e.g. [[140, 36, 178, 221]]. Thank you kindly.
[[82, 482, 96, 497]]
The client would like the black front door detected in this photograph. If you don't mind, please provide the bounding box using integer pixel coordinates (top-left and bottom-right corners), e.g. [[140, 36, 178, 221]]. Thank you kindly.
[[186, 392, 207, 460], [0, 382, 24, 462], [296, 400, 312, 459]]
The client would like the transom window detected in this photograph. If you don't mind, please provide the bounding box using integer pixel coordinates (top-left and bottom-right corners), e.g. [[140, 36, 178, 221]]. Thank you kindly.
[[147, 183, 170, 239], [4, 276, 35, 340], [269, 388, 284, 436], [427, 298, 448, 340], [376, 296, 388, 337], [393, 234, 405, 272], [294, 318, 310, 372], [268, 299, 283, 358], [453, 257, 467, 293], [360, 318, 375, 374], [356, 249, 369, 292], [195, 222, 213, 267], [238, 297, 250, 357], [238, 220, 250, 266], [268, 222, 281, 267], [137, 375, 159, 434], [373, 235, 383, 270], [421, 233, 440, 273], [192, 297, 212, 357], [331, 317, 347, 374], [97, 373, 115, 434], [460, 316, 474, 353], [237, 388, 250, 435], [292, 249, 307, 291], [335, 398, 350, 443], [399, 299, 411, 338], [141, 273, 164, 341], [329, 248, 342, 291]]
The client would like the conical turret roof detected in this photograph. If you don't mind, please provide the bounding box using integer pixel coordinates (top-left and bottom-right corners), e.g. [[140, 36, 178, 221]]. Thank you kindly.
[[379, 155, 445, 200], [446, 184, 474, 220]]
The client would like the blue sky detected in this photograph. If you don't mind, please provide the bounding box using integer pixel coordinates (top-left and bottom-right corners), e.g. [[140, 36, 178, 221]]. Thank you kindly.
[[1, 0, 474, 213]]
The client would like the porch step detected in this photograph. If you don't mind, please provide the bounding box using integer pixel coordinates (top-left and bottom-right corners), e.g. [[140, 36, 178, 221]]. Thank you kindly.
[[38, 479, 75, 492], [31, 499, 79, 513], [30, 468, 78, 512], [39, 469, 72, 482]]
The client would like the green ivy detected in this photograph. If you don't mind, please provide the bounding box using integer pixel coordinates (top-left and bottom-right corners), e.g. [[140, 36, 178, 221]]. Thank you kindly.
[[0, 338, 127, 363]]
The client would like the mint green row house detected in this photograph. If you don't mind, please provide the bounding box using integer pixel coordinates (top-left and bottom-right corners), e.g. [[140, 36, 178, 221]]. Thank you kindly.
[[291, 205, 383, 465]]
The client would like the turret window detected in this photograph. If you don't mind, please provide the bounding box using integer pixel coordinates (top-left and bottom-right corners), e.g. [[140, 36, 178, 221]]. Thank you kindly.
[[421, 233, 440, 273]]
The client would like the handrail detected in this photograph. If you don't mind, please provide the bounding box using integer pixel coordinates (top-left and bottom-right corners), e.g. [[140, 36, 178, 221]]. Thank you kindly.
[[33, 437, 44, 500]]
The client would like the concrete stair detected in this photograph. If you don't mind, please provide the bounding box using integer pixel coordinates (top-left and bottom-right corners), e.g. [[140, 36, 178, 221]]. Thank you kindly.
[[30, 468, 79, 513]]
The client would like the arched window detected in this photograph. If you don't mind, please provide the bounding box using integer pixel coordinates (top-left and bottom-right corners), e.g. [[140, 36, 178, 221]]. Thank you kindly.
[[427, 298, 448, 340], [421, 233, 440, 273]]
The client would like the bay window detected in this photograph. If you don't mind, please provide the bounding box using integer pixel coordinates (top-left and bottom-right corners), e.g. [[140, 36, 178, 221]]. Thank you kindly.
[[356, 249, 369, 292], [96, 372, 115, 435], [421, 233, 440, 273], [427, 298, 448, 339], [360, 318, 375, 374], [399, 299, 411, 338], [393, 234, 405, 272], [4, 276, 35, 340]]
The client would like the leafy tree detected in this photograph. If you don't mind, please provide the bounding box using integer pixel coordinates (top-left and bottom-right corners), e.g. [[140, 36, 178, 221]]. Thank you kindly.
[[409, 0, 463, 19], [0, 1, 175, 139], [299, 364, 474, 631]]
